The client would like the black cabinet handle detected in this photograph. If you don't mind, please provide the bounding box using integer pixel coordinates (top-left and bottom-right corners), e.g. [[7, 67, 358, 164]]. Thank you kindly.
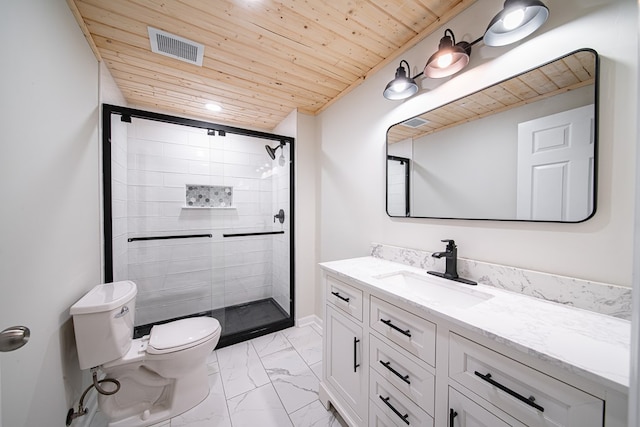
[[380, 360, 410, 384], [331, 291, 350, 303], [380, 319, 411, 337], [379, 395, 410, 425], [353, 337, 360, 372], [474, 371, 544, 412], [449, 408, 458, 427]]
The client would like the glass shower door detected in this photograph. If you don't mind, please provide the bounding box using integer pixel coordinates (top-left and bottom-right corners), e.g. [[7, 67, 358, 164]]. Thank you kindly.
[[217, 132, 291, 341], [104, 105, 293, 347]]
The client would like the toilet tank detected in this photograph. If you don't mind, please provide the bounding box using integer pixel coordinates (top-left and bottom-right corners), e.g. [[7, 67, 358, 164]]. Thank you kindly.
[[70, 281, 137, 370]]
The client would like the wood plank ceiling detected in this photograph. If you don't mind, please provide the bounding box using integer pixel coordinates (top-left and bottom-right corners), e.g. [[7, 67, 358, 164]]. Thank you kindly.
[[68, 0, 475, 130]]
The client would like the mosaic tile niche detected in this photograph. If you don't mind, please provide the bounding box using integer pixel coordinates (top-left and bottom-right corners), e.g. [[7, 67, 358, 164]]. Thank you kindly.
[[185, 184, 233, 208]]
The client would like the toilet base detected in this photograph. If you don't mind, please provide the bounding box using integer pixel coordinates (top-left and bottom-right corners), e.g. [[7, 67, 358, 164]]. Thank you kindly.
[[101, 362, 211, 427], [105, 392, 209, 427]]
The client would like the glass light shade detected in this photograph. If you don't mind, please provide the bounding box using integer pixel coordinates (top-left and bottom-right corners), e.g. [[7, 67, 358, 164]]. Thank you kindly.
[[483, 0, 549, 47], [383, 64, 419, 100], [424, 35, 471, 79]]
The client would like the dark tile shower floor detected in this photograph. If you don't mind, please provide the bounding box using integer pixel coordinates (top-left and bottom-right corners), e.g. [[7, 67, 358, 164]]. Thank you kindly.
[[134, 298, 290, 342]]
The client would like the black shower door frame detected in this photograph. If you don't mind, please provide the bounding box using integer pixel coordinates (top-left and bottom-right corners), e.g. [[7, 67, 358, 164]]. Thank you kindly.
[[101, 104, 295, 347]]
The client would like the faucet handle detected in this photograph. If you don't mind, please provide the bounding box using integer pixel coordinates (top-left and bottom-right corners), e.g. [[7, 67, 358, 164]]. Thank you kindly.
[[441, 239, 456, 250]]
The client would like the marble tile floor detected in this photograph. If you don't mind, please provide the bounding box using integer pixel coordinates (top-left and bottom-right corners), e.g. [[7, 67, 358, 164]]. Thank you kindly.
[[90, 324, 346, 427]]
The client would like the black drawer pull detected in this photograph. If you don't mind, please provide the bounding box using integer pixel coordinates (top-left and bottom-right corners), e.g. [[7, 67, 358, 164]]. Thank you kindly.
[[474, 371, 544, 412], [331, 291, 350, 303], [380, 360, 410, 384], [353, 337, 360, 372], [380, 319, 411, 337], [379, 395, 410, 425], [449, 408, 458, 427]]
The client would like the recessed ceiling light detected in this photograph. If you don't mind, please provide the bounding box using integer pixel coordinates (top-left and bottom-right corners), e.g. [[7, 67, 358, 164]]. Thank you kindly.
[[205, 103, 222, 112]]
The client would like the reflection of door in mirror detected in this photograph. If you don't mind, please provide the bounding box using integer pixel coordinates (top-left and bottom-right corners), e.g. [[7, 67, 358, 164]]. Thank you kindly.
[[387, 156, 410, 217], [516, 104, 595, 221], [386, 49, 598, 222]]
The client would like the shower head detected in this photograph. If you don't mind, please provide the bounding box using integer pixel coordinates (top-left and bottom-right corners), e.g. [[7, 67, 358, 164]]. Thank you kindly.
[[265, 144, 277, 160], [265, 142, 286, 161]]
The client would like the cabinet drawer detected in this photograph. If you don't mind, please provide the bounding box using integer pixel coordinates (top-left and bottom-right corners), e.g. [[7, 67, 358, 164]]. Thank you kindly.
[[370, 296, 436, 367], [449, 386, 526, 427], [370, 369, 434, 427], [326, 275, 363, 321], [449, 333, 603, 427], [369, 399, 403, 427], [369, 335, 435, 415]]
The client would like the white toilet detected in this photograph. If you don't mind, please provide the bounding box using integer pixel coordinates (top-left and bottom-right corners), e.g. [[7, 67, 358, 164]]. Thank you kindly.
[[70, 281, 221, 427]]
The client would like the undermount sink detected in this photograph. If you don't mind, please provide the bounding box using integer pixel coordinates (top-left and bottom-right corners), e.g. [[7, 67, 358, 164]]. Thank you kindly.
[[374, 271, 493, 309]]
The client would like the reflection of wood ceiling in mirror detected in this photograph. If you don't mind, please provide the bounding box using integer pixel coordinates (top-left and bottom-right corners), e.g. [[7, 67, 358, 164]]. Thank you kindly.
[[387, 51, 596, 144]]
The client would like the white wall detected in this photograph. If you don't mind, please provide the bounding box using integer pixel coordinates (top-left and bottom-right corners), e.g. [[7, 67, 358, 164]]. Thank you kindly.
[[0, 1, 101, 426], [318, 0, 638, 288], [100, 62, 127, 107]]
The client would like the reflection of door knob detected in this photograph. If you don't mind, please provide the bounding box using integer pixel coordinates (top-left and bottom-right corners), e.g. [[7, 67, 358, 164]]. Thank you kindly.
[[273, 209, 285, 224], [0, 326, 30, 352]]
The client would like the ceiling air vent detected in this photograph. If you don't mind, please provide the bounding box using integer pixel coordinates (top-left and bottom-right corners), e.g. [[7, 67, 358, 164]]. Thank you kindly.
[[148, 27, 204, 66], [401, 117, 430, 128]]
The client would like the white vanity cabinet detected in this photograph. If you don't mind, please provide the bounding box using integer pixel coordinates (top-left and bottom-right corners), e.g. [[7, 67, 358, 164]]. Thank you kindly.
[[321, 277, 368, 426], [368, 297, 436, 426], [319, 265, 628, 427], [369, 296, 436, 367], [448, 386, 527, 427], [449, 333, 604, 427]]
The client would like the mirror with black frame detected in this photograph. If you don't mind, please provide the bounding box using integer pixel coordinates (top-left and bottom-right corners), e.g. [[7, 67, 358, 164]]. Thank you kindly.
[[386, 48, 598, 222]]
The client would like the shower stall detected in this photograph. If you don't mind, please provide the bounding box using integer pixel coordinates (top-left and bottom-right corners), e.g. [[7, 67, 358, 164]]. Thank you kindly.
[[102, 105, 294, 347]]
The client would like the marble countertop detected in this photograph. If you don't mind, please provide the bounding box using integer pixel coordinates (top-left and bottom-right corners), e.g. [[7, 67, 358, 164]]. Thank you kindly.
[[320, 256, 630, 394]]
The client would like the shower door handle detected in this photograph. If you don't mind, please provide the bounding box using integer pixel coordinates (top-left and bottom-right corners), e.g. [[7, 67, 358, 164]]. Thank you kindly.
[[0, 326, 30, 352]]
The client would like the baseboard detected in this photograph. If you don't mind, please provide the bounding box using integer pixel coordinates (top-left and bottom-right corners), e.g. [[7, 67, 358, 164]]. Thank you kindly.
[[296, 314, 323, 333]]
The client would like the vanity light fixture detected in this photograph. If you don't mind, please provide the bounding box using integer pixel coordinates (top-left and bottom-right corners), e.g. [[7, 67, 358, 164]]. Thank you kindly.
[[383, 60, 420, 100], [424, 29, 472, 79], [484, 0, 549, 47], [383, 0, 548, 99]]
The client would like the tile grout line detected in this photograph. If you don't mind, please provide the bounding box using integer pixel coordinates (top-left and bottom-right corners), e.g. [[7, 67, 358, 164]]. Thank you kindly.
[[250, 333, 297, 427], [280, 328, 324, 424], [252, 328, 323, 426], [212, 353, 234, 427]]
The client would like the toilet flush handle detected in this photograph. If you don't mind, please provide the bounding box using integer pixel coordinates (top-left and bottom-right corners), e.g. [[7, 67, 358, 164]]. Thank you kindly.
[[114, 306, 129, 319]]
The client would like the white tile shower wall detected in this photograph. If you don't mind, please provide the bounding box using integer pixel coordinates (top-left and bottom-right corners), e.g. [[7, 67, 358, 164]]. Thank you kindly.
[[111, 118, 128, 282], [121, 118, 279, 326], [371, 243, 633, 320]]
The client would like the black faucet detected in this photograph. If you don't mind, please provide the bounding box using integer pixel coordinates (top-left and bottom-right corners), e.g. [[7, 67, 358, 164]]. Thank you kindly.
[[427, 240, 477, 286]]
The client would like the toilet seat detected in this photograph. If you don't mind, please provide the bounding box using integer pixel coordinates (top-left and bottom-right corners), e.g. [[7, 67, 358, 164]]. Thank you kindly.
[[148, 317, 220, 355]]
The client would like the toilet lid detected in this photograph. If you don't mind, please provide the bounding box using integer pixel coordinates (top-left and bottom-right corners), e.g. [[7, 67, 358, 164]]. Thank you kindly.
[[147, 317, 220, 355]]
